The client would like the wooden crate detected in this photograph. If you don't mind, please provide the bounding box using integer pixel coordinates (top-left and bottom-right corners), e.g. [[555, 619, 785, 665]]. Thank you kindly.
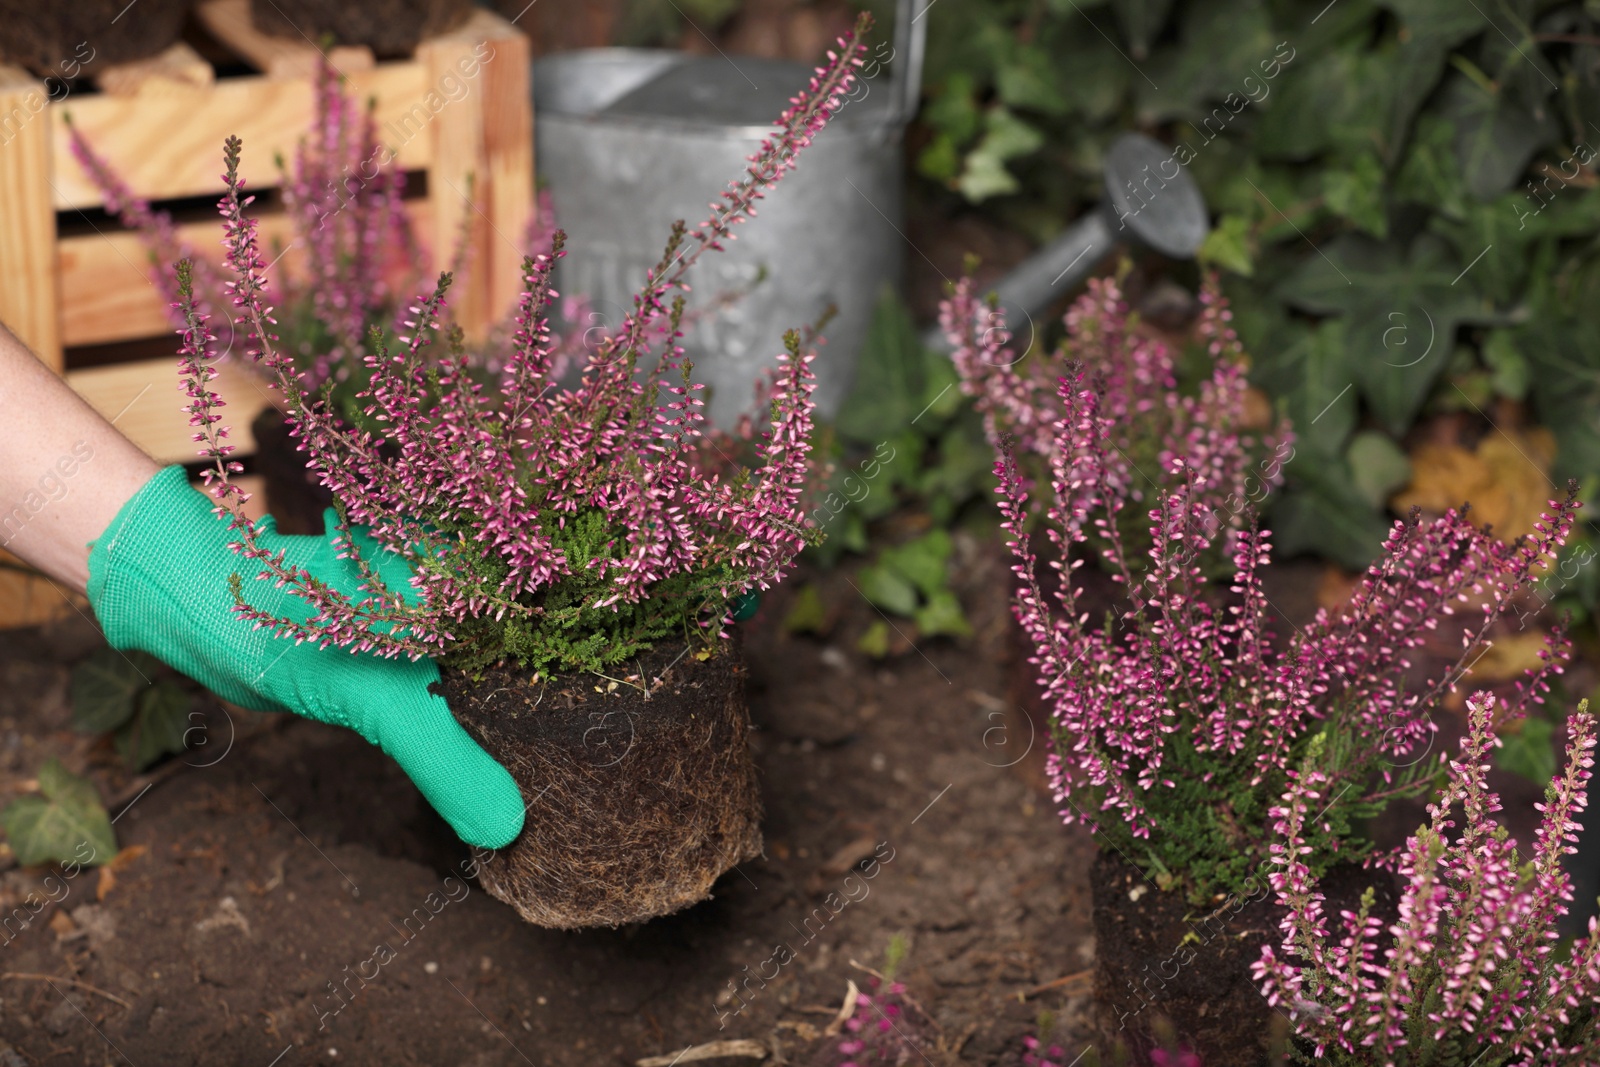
[[0, 1, 533, 627]]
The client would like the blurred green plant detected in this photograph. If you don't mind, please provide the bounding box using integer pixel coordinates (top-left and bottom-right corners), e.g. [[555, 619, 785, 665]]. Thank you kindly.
[[797, 287, 993, 654], [71, 647, 194, 773], [915, 0, 1600, 567], [0, 759, 116, 868]]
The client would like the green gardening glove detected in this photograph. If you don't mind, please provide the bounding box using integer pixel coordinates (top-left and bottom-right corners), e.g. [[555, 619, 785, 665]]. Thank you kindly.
[[85, 465, 526, 849]]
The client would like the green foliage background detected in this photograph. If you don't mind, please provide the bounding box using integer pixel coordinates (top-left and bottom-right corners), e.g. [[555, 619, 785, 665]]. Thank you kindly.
[[912, 0, 1600, 569]]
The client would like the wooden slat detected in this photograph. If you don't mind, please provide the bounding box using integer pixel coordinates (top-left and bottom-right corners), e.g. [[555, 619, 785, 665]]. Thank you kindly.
[[417, 8, 533, 335], [50, 62, 433, 209], [0, 65, 63, 370], [94, 41, 216, 97], [194, 0, 375, 80], [58, 200, 433, 348], [64, 358, 274, 466], [477, 12, 535, 327]]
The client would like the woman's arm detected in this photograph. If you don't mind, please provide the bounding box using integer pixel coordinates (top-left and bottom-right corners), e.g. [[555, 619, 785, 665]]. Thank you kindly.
[[0, 321, 161, 592]]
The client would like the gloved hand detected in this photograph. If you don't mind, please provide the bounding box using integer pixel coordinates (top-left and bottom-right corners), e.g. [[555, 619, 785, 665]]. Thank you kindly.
[[85, 465, 526, 849]]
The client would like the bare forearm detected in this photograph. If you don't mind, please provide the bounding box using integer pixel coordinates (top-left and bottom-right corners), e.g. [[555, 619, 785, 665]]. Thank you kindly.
[[0, 322, 161, 593]]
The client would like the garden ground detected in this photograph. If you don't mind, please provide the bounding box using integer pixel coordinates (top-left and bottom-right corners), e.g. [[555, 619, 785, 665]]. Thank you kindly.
[[0, 536, 1101, 1067], [0, 516, 1583, 1066]]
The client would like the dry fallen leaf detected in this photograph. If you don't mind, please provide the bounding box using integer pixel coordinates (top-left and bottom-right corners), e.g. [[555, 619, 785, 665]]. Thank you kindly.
[[1467, 631, 1551, 683], [95, 844, 148, 902], [1316, 564, 1362, 613], [1391, 428, 1558, 543]]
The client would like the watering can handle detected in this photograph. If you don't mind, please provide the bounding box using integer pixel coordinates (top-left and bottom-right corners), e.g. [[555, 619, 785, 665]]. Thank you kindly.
[[886, 0, 931, 127]]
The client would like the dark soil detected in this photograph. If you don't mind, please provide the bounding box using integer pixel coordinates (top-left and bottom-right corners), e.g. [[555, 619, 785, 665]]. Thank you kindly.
[[433, 642, 762, 929], [0, 0, 188, 76], [250, 409, 334, 538], [0, 535, 1101, 1065], [249, 0, 474, 57], [1091, 851, 1399, 1067]]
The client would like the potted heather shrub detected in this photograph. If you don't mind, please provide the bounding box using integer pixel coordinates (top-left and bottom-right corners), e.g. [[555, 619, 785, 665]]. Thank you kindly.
[[169, 18, 870, 928], [944, 287, 1582, 1062], [942, 270, 1292, 777], [942, 266, 1293, 571], [1257, 694, 1600, 1064], [69, 61, 603, 535]]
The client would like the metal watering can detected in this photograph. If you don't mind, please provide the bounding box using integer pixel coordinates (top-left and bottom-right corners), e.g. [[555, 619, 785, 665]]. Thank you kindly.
[[532, 0, 929, 428]]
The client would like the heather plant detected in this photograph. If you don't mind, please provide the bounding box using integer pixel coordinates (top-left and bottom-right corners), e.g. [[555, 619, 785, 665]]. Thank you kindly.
[[69, 60, 415, 417], [831, 977, 931, 1067], [70, 61, 601, 426], [988, 356, 1581, 902], [942, 266, 1291, 569], [1255, 694, 1600, 1066], [170, 16, 870, 676]]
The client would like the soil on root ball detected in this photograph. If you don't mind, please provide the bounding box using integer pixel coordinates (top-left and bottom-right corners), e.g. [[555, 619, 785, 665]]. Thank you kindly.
[[0, 0, 188, 76], [1091, 849, 1399, 1066], [433, 639, 763, 930], [250, 0, 474, 57]]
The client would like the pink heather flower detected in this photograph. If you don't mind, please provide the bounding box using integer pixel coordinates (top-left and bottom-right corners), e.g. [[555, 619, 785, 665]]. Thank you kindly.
[[1257, 695, 1600, 1064], [74, 56, 423, 395], [941, 270, 1290, 562], [173, 17, 873, 672], [827, 979, 929, 1067], [67, 119, 230, 328], [977, 331, 1578, 894]]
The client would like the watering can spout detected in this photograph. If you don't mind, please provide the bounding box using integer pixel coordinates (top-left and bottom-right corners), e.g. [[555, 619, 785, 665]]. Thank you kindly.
[[921, 132, 1210, 356]]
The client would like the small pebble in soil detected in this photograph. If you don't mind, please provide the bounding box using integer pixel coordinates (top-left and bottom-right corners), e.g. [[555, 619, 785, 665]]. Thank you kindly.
[[870, 753, 887, 771], [480, 956, 492, 972], [1127, 885, 1148, 902], [536, 996, 547, 1006], [424, 962, 439, 974]]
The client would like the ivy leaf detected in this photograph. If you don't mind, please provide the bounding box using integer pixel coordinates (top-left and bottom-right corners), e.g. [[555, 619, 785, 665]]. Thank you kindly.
[[71, 648, 161, 735], [1251, 319, 1358, 459], [1272, 460, 1393, 569], [1198, 214, 1253, 276], [857, 563, 919, 617], [1136, 0, 1274, 121], [116, 681, 192, 772], [1481, 329, 1528, 400], [916, 133, 962, 184], [0, 759, 117, 868], [879, 530, 954, 599], [914, 589, 974, 638], [1497, 714, 1557, 786], [1277, 233, 1493, 435], [920, 71, 981, 146], [919, 424, 990, 504], [856, 620, 892, 659], [1107, 0, 1176, 61], [1514, 311, 1600, 481], [1322, 153, 1388, 238], [1393, 114, 1473, 222], [1037, 16, 1128, 122], [955, 108, 1044, 202], [1346, 431, 1412, 508], [782, 584, 828, 636], [834, 287, 924, 443], [1377, 0, 1488, 44], [1437, 72, 1559, 201], [994, 42, 1069, 116]]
